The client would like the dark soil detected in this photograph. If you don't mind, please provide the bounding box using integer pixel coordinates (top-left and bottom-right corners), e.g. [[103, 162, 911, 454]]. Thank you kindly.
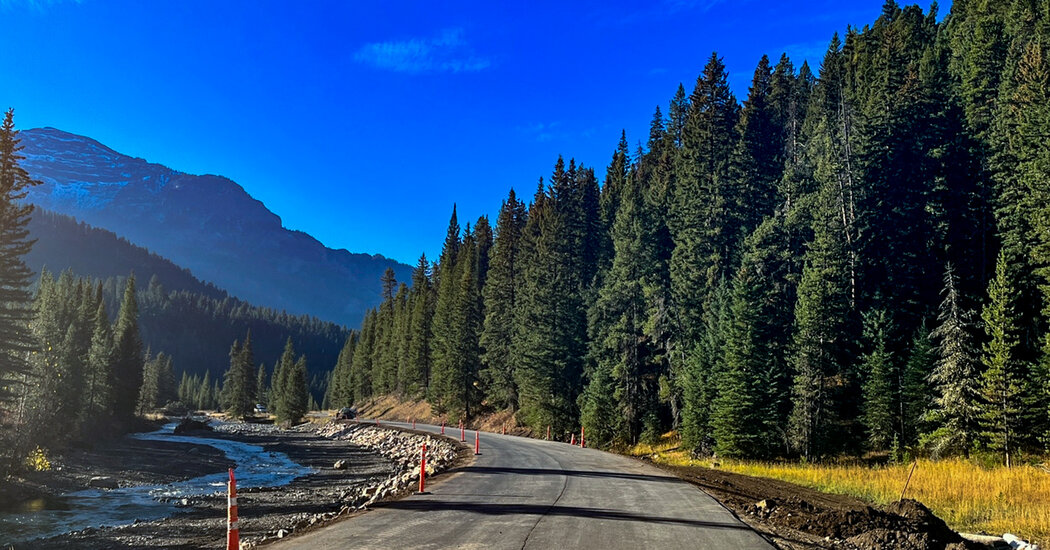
[[650, 461, 982, 550]]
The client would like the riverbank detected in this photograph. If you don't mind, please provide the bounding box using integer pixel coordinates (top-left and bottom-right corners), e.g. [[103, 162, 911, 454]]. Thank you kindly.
[[2, 418, 464, 549]]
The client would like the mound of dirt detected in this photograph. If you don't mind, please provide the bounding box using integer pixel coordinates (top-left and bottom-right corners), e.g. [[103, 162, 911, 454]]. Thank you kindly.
[[173, 417, 212, 434], [652, 462, 981, 550]]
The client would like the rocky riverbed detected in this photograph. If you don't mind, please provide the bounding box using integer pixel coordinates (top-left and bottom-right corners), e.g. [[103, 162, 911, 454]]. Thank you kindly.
[[2, 419, 464, 549]]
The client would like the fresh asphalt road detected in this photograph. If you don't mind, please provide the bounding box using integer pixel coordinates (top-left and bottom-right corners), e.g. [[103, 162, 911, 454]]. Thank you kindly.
[[275, 420, 774, 550]]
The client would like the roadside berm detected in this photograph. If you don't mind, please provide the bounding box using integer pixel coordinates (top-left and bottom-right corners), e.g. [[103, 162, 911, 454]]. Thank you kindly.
[[653, 461, 1013, 550]]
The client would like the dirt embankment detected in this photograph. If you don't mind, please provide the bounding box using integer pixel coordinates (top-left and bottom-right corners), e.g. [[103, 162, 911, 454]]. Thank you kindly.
[[355, 395, 533, 436], [6, 418, 466, 550], [651, 461, 986, 550]]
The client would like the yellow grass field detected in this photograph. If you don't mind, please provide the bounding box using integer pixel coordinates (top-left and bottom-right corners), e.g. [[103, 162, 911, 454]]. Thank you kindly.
[[628, 440, 1050, 545]]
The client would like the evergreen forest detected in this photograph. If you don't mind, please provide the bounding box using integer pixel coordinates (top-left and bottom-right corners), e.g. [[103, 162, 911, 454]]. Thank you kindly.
[[326, 0, 1050, 463]]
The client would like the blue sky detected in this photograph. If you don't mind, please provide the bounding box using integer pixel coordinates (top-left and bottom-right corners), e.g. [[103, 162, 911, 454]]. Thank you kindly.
[[1, 0, 943, 265]]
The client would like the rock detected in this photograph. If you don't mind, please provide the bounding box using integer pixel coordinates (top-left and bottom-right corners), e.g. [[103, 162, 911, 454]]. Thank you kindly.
[[174, 417, 211, 434], [756, 499, 776, 513], [333, 459, 349, 470], [88, 476, 119, 489]]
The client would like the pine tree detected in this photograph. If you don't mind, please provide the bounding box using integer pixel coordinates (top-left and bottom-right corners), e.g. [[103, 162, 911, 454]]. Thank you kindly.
[[137, 352, 175, 414], [578, 360, 618, 448], [274, 338, 299, 423], [0, 109, 38, 410], [283, 356, 309, 425], [327, 334, 355, 408], [198, 371, 213, 410], [111, 275, 144, 421], [859, 309, 896, 451], [681, 281, 729, 454], [351, 310, 376, 401], [405, 255, 433, 396], [670, 52, 740, 341], [137, 349, 159, 415], [588, 163, 656, 445], [480, 190, 527, 409], [788, 186, 853, 458], [446, 230, 481, 418], [978, 251, 1025, 466], [81, 297, 113, 433], [710, 267, 763, 458], [220, 332, 257, 419], [731, 54, 784, 245], [256, 362, 268, 408], [429, 207, 462, 410], [900, 324, 934, 447], [373, 267, 399, 394], [512, 174, 587, 434], [922, 264, 982, 457]]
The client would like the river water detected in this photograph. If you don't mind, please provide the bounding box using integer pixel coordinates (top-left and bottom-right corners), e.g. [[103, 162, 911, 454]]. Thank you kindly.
[[0, 422, 313, 544]]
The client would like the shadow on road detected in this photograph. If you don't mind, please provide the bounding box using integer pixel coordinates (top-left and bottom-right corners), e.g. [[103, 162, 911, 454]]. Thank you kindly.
[[449, 466, 681, 485], [373, 500, 753, 530]]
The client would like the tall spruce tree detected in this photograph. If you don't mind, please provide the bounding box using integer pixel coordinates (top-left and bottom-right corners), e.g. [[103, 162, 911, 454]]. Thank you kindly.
[[978, 251, 1025, 466], [670, 53, 741, 341], [788, 186, 853, 458], [111, 275, 144, 421], [587, 162, 657, 445], [283, 356, 309, 425], [82, 297, 113, 434], [512, 173, 587, 434], [900, 324, 934, 447], [429, 207, 462, 410], [480, 190, 527, 409], [680, 281, 729, 453], [0, 110, 37, 392], [406, 255, 433, 396], [859, 308, 896, 451], [923, 264, 982, 457]]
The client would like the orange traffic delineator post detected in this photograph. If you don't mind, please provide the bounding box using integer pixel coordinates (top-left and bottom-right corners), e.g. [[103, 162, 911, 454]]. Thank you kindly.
[[227, 468, 239, 550], [441, 421, 445, 434], [418, 443, 428, 494], [546, 426, 551, 440], [581, 426, 586, 448], [412, 418, 416, 429], [570, 433, 576, 445], [474, 430, 480, 455], [501, 424, 505, 435], [460, 424, 466, 442]]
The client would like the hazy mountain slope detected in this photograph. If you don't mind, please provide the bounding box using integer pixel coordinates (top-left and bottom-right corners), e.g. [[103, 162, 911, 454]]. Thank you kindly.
[[19, 127, 411, 326], [26, 208, 226, 299]]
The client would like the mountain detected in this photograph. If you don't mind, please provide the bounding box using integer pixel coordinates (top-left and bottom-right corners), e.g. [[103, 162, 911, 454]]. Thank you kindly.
[[18, 127, 412, 326]]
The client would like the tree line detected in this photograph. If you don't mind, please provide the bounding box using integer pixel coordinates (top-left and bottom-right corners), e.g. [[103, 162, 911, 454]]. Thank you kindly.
[[326, 1, 1050, 464]]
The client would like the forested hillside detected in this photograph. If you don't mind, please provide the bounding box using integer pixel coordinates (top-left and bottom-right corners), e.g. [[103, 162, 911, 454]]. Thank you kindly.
[[25, 209, 349, 395], [26, 208, 226, 299], [327, 0, 1050, 463]]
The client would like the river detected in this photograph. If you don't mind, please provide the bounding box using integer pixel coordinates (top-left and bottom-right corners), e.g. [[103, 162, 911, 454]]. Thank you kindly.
[[0, 422, 313, 544]]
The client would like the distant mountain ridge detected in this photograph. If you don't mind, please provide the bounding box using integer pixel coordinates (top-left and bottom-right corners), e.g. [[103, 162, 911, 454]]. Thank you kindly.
[[19, 127, 412, 326]]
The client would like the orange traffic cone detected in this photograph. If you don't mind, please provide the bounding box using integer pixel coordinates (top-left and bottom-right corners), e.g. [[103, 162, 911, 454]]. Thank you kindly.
[[227, 468, 239, 550]]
